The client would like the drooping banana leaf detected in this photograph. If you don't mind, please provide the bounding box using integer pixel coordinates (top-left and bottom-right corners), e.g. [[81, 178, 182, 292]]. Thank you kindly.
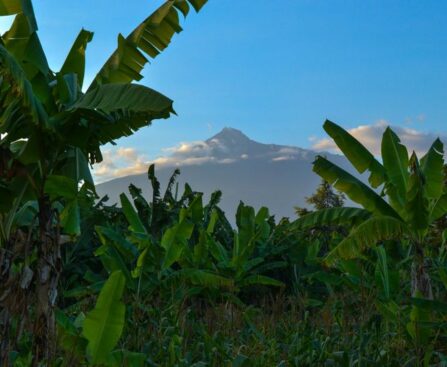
[[292, 207, 371, 229], [420, 138, 445, 200], [381, 127, 409, 209], [313, 156, 401, 219], [72, 83, 173, 117], [65, 83, 173, 162], [323, 120, 386, 188], [325, 216, 406, 265], [89, 0, 208, 89]]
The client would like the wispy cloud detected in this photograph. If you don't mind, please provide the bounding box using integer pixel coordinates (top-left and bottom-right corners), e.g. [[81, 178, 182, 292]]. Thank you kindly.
[[312, 120, 445, 156], [93, 148, 150, 183]]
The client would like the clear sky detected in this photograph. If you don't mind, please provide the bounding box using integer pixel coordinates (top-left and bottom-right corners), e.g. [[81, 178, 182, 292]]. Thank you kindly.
[[11, 1, 447, 178]]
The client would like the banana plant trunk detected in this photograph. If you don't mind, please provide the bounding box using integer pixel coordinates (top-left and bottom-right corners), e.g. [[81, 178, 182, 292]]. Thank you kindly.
[[33, 194, 61, 365], [411, 250, 433, 300], [0, 234, 33, 364]]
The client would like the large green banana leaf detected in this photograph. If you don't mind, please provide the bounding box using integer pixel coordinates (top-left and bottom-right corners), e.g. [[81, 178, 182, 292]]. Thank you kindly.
[[161, 219, 194, 269], [59, 29, 94, 89], [0, 44, 47, 142], [82, 271, 126, 364], [420, 138, 445, 200], [235, 203, 256, 259], [325, 216, 406, 265], [313, 156, 401, 219], [381, 127, 409, 209], [323, 120, 386, 188], [292, 207, 371, 229], [72, 83, 173, 116], [54, 148, 94, 186], [89, 0, 208, 88], [2, 12, 52, 106], [120, 193, 147, 235], [405, 153, 429, 235], [65, 83, 173, 162]]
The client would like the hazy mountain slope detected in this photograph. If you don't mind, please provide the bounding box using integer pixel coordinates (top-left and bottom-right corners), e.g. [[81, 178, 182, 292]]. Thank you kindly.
[[96, 128, 353, 222]]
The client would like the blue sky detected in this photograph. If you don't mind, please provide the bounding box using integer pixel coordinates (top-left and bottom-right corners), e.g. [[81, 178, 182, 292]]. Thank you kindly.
[[9, 1, 447, 179]]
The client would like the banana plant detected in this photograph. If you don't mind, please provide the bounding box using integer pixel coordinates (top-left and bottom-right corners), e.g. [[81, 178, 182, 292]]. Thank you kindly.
[[161, 199, 286, 296], [94, 166, 284, 301], [0, 0, 208, 362], [57, 270, 146, 366], [93, 167, 233, 295], [294, 120, 447, 301], [212, 203, 285, 292]]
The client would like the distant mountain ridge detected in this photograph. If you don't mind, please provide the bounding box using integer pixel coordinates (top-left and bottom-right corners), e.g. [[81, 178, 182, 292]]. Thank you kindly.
[[205, 127, 316, 161], [96, 128, 352, 222]]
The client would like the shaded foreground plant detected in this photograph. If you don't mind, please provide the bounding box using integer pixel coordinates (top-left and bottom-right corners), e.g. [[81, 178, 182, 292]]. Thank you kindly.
[[0, 0, 208, 363], [295, 120, 447, 297], [294, 119, 447, 362]]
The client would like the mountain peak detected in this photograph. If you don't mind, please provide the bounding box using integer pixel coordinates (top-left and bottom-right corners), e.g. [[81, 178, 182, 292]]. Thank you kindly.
[[207, 127, 251, 144]]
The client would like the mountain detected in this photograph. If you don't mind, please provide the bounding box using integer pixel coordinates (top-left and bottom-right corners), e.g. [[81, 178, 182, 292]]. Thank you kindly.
[[96, 128, 352, 222]]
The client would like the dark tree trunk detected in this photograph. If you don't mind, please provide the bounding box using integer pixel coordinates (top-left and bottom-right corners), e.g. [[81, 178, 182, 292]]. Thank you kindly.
[[32, 195, 61, 365], [0, 247, 15, 366], [410, 248, 433, 367], [0, 231, 32, 366], [411, 253, 433, 300]]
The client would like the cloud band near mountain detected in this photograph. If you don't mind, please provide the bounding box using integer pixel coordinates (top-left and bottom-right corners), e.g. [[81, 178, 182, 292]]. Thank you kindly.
[[312, 120, 446, 156]]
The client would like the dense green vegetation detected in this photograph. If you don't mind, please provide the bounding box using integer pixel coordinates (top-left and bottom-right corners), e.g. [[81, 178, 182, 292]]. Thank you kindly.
[[1, 1, 447, 366]]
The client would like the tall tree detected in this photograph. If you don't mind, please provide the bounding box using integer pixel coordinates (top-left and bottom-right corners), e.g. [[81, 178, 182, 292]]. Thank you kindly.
[[295, 179, 345, 217], [0, 0, 208, 363]]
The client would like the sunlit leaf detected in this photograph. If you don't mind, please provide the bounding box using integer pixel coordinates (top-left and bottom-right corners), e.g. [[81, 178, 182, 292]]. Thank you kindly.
[[82, 271, 126, 364]]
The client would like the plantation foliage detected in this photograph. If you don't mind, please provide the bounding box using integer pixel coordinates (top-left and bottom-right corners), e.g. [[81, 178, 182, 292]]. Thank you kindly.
[[2, 1, 447, 366]]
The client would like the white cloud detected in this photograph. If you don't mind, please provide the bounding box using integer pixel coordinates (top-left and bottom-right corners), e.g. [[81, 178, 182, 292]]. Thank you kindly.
[[272, 156, 295, 162], [312, 120, 445, 156], [163, 141, 211, 155], [93, 148, 150, 183]]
